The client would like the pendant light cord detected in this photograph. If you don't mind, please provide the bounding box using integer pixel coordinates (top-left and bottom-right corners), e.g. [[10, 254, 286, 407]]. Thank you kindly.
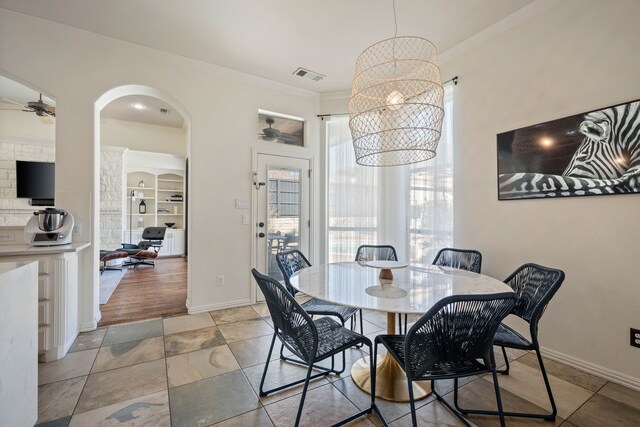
[[393, 0, 397, 38], [392, 0, 398, 73]]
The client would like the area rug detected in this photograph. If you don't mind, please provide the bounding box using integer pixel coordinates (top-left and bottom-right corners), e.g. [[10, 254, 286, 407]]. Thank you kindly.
[[99, 268, 127, 304]]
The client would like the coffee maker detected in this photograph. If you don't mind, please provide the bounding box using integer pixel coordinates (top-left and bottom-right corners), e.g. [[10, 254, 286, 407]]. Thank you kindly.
[[24, 208, 75, 246]]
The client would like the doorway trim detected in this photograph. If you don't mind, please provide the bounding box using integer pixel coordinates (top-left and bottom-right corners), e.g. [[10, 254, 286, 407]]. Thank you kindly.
[[93, 85, 192, 326], [250, 147, 315, 304]]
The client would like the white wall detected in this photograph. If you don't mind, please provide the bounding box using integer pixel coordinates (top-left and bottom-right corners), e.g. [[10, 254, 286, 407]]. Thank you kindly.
[[101, 118, 186, 157], [0, 110, 55, 142], [440, 0, 640, 384], [0, 9, 320, 328]]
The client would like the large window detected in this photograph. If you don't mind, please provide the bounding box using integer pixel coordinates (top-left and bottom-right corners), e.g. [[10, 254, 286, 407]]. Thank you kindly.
[[408, 88, 454, 266], [326, 86, 453, 264]]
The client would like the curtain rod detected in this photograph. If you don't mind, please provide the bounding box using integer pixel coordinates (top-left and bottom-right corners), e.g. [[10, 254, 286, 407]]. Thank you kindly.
[[318, 76, 458, 119]]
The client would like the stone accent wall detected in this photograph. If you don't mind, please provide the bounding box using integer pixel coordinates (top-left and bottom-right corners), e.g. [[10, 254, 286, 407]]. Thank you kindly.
[[0, 141, 55, 226], [100, 149, 124, 250]]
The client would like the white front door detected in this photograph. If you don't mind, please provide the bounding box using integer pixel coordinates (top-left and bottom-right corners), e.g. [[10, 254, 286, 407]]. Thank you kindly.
[[255, 154, 310, 301]]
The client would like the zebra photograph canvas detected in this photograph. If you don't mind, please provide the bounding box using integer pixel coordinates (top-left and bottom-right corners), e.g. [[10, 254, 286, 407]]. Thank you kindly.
[[497, 99, 640, 200]]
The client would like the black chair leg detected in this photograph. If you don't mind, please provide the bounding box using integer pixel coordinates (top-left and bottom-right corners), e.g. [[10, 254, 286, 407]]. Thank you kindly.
[[370, 345, 376, 409], [333, 341, 379, 427], [535, 347, 558, 420], [369, 346, 387, 426], [456, 348, 556, 421], [453, 377, 460, 408], [259, 333, 278, 397], [496, 345, 510, 374], [355, 309, 364, 348], [490, 369, 507, 427], [407, 379, 417, 427], [372, 340, 380, 403], [397, 314, 407, 334], [294, 364, 314, 427]]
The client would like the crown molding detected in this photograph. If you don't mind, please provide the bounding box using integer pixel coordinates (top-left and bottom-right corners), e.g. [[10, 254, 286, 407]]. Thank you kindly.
[[0, 8, 320, 100], [438, 0, 562, 65]]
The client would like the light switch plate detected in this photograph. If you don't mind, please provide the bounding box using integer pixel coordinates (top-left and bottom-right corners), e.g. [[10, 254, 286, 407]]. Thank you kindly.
[[235, 199, 249, 209], [242, 214, 250, 225]]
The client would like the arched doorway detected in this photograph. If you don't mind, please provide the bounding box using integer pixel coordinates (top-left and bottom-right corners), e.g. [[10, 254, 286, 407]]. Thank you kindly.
[[94, 85, 192, 325]]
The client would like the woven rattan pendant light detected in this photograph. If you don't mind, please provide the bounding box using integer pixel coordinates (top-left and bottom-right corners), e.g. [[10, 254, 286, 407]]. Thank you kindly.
[[348, 2, 444, 167]]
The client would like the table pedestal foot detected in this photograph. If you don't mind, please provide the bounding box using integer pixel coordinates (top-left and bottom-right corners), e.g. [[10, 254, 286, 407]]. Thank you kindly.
[[351, 354, 431, 402]]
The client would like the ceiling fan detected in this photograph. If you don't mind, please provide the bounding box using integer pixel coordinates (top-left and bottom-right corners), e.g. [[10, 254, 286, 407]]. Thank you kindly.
[[259, 117, 302, 145], [0, 93, 56, 124]]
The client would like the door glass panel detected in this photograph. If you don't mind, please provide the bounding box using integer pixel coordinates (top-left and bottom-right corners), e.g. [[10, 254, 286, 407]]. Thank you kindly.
[[266, 166, 301, 280]]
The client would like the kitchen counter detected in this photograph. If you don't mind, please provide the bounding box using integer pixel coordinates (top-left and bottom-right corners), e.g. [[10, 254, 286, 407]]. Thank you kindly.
[[0, 261, 38, 426], [0, 242, 90, 361], [0, 242, 91, 256]]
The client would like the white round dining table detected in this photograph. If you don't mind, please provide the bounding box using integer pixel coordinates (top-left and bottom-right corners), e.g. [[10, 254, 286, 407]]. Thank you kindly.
[[289, 261, 513, 402]]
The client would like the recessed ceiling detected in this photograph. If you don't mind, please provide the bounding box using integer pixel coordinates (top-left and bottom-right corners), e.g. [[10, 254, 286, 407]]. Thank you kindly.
[[0, 0, 536, 93], [101, 95, 185, 128]]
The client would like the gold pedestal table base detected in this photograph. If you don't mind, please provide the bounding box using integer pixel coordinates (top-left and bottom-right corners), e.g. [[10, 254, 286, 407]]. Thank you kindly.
[[350, 313, 432, 402]]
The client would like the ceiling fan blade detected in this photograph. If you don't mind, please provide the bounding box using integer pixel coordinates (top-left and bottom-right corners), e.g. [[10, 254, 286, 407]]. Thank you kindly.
[[0, 97, 28, 108], [0, 106, 24, 111], [279, 133, 303, 145]]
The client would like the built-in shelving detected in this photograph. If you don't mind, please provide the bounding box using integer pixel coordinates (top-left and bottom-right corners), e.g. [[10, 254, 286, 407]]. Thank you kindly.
[[123, 163, 185, 256]]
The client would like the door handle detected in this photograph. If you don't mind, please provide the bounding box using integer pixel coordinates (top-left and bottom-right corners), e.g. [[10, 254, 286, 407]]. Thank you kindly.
[[258, 222, 265, 228], [258, 232, 266, 238]]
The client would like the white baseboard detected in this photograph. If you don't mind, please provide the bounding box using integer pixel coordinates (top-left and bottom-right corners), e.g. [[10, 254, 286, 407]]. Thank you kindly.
[[541, 347, 640, 392], [188, 298, 253, 314], [79, 320, 98, 332]]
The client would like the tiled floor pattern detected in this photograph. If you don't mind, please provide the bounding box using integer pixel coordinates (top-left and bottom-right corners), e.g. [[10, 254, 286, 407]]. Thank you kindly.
[[36, 301, 640, 427]]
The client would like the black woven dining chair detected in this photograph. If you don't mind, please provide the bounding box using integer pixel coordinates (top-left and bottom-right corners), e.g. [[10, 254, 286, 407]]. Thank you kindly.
[[355, 244, 398, 262], [373, 292, 517, 427], [457, 263, 565, 422], [276, 250, 362, 347], [433, 247, 482, 273], [386, 247, 486, 334], [251, 269, 381, 427]]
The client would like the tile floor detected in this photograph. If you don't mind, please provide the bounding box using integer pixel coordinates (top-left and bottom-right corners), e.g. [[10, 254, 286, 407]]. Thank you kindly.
[[36, 300, 640, 427]]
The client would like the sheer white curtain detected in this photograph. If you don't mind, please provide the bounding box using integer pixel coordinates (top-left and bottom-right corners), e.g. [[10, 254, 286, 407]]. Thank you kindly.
[[325, 85, 453, 263], [326, 118, 379, 262]]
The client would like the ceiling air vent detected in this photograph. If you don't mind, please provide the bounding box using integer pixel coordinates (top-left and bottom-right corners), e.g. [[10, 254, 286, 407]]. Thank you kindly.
[[293, 67, 325, 82]]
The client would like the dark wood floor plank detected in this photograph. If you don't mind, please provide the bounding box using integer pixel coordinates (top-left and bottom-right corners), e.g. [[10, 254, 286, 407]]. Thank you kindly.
[[98, 257, 187, 327]]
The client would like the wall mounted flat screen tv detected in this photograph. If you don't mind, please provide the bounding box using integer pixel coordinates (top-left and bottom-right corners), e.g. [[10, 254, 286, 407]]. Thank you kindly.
[[16, 160, 55, 200]]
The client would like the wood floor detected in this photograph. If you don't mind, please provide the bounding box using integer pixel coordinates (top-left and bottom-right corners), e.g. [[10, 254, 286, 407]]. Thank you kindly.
[[98, 257, 188, 327]]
